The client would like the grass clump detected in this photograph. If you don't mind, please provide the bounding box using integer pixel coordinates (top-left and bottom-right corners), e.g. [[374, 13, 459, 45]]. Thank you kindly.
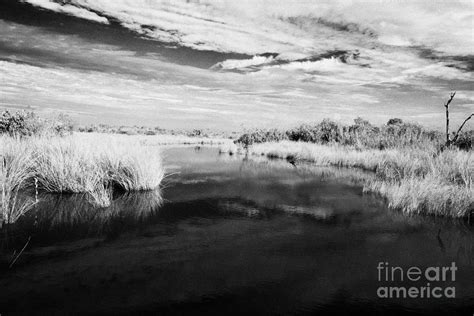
[[367, 176, 472, 218], [0, 133, 164, 217], [34, 134, 164, 197], [367, 149, 473, 216], [0, 137, 37, 225]]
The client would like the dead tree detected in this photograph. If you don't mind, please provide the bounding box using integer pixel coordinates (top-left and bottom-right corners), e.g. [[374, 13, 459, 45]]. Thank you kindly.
[[444, 92, 456, 146], [443, 91, 474, 147]]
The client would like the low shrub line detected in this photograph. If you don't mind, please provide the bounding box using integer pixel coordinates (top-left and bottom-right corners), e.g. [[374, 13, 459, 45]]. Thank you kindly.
[[236, 117, 472, 151]]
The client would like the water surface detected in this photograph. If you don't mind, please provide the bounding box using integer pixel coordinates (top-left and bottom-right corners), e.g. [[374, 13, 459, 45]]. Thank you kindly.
[[1, 147, 473, 315]]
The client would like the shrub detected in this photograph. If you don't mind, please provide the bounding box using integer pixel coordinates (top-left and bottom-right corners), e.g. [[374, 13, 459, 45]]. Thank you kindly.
[[188, 129, 203, 137], [0, 110, 73, 137], [118, 126, 137, 135], [236, 118, 457, 151], [51, 113, 74, 136], [0, 110, 42, 136], [315, 119, 342, 143], [144, 130, 157, 136], [387, 118, 403, 125], [237, 128, 288, 147], [453, 130, 473, 150], [287, 124, 319, 142]]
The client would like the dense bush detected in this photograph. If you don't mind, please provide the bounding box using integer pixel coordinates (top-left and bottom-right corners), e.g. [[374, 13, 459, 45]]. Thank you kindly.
[[236, 117, 469, 151], [286, 124, 318, 142], [237, 128, 288, 147], [453, 130, 473, 150], [286, 120, 342, 143], [52, 113, 75, 136], [387, 118, 403, 125], [0, 110, 73, 137], [0, 110, 42, 136]]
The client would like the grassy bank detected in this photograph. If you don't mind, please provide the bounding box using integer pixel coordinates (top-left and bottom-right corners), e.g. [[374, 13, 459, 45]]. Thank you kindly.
[[248, 141, 473, 218], [0, 133, 164, 224], [231, 116, 473, 218]]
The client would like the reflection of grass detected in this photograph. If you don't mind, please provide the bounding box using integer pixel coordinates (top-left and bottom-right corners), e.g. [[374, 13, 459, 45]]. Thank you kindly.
[[37, 190, 163, 229], [248, 141, 473, 218], [86, 183, 112, 208]]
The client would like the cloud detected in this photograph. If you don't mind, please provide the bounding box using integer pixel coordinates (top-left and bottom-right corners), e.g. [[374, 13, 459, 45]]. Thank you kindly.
[[455, 91, 474, 102], [1, 1, 472, 130], [20, 0, 474, 85], [402, 64, 473, 81], [23, 0, 109, 24], [21, 0, 474, 56], [276, 58, 346, 73], [211, 55, 274, 71]]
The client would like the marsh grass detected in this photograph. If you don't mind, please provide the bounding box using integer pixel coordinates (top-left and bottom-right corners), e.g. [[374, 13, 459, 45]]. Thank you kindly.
[[0, 138, 37, 225], [367, 176, 472, 217], [86, 183, 113, 208], [0, 133, 165, 218], [35, 134, 163, 194], [249, 141, 473, 217]]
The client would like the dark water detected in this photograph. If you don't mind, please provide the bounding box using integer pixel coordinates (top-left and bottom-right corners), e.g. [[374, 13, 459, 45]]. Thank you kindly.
[[1, 147, 473, 315]]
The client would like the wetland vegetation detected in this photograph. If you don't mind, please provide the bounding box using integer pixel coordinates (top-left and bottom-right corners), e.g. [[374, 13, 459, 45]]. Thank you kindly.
[[0, 108, 472, 228], [229, 115, 473, 218]]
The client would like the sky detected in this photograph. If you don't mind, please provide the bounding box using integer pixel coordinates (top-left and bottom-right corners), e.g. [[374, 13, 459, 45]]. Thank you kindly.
[[0, 0, 473, 130]]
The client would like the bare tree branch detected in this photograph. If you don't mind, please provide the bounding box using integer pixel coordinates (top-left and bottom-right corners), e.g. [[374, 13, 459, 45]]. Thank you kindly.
[[444, 92, 456, 108], [452, 113, 474, 144], [444, 92, 456, 146]]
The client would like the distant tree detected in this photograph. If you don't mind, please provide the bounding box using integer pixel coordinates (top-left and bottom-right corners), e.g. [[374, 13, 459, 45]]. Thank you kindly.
[[0, 110, 42, 136], [316, 119, 342, 143], [52, 113, 74, 136], [353, 117, 371, 126], [387, 118, 403, 125], [191, 129, 202, 137]]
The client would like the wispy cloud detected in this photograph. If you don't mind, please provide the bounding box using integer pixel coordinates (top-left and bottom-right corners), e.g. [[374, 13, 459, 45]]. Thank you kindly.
[[24, 0, 110, 24], [1, 0, 472, 129], [22, 0, 473, 55]]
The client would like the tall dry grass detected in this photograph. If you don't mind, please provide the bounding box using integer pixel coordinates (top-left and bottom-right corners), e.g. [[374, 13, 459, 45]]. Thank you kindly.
[[0, 137, 37, 224], [249, 141, 473, 217], [0, 133, 164, 217], [32, 134, 164, 193]]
